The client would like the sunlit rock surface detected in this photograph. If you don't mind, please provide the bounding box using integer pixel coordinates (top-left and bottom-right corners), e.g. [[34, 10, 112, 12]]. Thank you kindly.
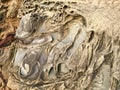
[[0, 0, 120, 90]]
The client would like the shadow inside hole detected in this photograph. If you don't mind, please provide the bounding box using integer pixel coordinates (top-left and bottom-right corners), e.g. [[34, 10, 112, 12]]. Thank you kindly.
[[88, 31, 94, 42]]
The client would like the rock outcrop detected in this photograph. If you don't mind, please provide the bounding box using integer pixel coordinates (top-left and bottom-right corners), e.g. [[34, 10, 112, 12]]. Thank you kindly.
[[0, 0, 120, 90]]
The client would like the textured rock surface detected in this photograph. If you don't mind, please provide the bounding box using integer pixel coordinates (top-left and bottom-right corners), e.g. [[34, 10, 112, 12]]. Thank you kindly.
[[0, 0, 120, 90], [0, 0, 21, 90]]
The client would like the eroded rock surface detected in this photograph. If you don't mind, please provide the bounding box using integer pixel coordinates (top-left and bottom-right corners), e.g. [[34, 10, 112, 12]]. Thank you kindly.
[[0, 0, 120, 90]]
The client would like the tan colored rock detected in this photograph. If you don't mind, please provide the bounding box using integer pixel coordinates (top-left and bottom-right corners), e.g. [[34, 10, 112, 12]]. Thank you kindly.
[[0, 0, 120, 90]]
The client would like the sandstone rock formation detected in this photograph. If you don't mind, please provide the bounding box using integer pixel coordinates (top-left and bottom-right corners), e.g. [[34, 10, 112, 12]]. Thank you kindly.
[[0, 0, 120, 90]]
